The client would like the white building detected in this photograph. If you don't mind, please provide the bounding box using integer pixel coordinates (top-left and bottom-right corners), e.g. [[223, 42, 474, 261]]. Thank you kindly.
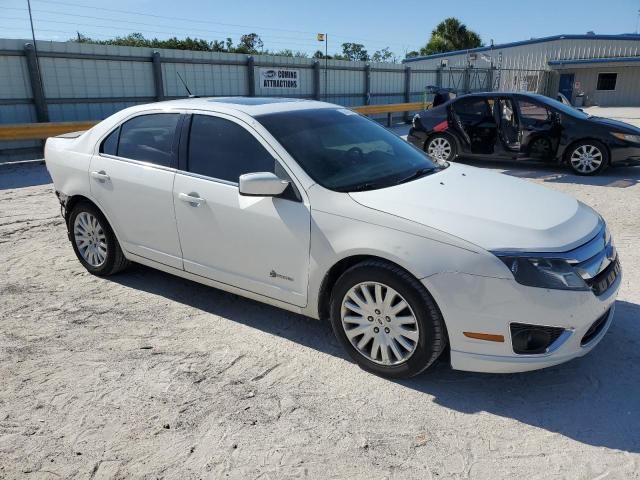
[[403, 34, 640, 107]]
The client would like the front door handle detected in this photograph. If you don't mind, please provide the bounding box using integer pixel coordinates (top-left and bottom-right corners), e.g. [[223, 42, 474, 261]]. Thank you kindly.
[[178, 192, 206, 206], [90, 170, 110, 182]]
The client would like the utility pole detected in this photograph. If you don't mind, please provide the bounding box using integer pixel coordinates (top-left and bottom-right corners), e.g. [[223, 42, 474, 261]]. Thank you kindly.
[[325, 33, 328, 99], [317, 33, 328, 99], [26, 0, 44, 89]]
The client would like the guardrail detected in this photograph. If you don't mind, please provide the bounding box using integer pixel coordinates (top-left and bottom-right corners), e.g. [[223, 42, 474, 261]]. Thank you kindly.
[[0, 121, 98, 141], [352, 101, 431, 126], [0, 102, 432, 141]]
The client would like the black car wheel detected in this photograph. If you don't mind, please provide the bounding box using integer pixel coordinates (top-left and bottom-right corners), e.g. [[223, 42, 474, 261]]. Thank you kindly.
[[530, 137, 552, 159], [567, 140, 608, 175], [426, 134, 456, 162]]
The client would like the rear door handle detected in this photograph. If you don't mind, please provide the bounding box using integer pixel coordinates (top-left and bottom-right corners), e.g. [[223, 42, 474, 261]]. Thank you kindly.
[[90, 170, 110, 181], [178, 192, 206, 206]]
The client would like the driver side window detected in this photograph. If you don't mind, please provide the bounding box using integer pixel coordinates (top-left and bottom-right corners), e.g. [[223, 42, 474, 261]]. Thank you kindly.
[[187, 114, 275, 183]]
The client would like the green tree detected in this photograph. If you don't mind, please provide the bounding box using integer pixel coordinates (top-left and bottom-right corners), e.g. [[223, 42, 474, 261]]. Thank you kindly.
[[420, 17, 482, 55], [265, 49, 309, 58], [371, 47, 395, 63], [341, 42, 369, 61], [235, 33, 263, 54], [211, 40, 227, 52]]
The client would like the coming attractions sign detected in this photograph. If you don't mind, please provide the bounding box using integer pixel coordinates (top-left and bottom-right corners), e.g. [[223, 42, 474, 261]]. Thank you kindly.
[[259, 67, 300, 89]]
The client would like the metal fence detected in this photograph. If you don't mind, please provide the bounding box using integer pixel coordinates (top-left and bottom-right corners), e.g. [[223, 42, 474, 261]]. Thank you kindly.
[[0, 38, 550, 161]]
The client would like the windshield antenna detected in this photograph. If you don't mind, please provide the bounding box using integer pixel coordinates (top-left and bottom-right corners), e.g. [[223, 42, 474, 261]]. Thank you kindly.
[[176, 71, 198, 98]]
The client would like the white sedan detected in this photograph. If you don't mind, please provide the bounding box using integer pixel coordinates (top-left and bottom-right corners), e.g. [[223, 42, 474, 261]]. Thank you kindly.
[[45, 97, 621, 377]]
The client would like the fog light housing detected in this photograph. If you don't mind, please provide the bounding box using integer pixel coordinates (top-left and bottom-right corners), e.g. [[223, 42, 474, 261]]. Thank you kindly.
[[510, 323, 566, 354]]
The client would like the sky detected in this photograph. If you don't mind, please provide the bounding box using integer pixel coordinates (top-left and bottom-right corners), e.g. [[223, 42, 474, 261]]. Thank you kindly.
[[3, 0, 640, 58]]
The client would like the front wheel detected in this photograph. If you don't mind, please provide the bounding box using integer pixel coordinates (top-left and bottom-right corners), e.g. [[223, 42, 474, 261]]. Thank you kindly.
[[567, 140, 609, 175], [329, 260, 447, 378], [426, 134, 456, 163]]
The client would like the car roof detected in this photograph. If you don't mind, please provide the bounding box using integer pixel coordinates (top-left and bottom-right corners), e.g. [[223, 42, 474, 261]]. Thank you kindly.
[[135, 96, 338, 116], [457, 91, 547, 100]]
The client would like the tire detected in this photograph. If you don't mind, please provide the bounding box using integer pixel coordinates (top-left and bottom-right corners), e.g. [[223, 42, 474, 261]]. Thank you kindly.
[[329, 259, 447, 378], [425, 133, 457, 163], [529, 136, 553, 159], [68, 201, 129, 276], [566, 140, 609, 175]]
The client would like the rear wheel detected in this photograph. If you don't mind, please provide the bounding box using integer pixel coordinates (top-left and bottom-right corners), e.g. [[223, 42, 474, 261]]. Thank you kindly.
[[329, 260, 447, 378], [567, 140, 608, 175], [426, 134, 456, 162], [68, 202, 129, 276], [529, 137, 553, 159]]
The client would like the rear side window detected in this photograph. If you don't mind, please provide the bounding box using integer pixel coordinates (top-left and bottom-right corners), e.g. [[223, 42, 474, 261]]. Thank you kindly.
[[517, 100, 551, 122], [100, 128, 119, 155], [116, 113, 180, 167], [188, 115, 274, 183], [453, 98, 492, 120]]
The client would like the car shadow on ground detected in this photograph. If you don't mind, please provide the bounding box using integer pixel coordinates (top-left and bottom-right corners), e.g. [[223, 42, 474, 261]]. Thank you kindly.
[[455, 158, 640, 188], [111, 264, 640, 454], [0, 162, 51, 190]]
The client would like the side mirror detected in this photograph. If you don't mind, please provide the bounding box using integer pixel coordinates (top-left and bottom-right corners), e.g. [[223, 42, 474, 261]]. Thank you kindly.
[[239, 172, 289, 197]]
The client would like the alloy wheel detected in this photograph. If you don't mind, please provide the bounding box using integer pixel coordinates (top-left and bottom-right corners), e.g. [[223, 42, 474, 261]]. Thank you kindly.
[[570, 144, 603, 173], [340, 282, 420, 365], [427, 137, 452, 162], [73, 212, 108, 267]]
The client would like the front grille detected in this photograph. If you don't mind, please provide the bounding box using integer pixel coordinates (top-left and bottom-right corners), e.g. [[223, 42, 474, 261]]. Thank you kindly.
[[581, 308, 611, 346], [510, 323, 566, 354], [586, 256, 621, 296]]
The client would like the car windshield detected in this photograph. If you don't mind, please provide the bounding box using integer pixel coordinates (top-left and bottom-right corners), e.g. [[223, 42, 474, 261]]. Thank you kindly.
[[532, 95, 592, 119], [257, 108, 444, 192]]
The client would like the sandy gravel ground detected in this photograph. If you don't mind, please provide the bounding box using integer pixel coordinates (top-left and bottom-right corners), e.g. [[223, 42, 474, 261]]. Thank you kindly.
[[1, 160, 639, 479]]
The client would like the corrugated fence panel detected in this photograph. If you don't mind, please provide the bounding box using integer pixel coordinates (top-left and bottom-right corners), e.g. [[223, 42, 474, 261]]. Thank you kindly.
[[370, 68, 404, 100], [410, 70, 437, 94], [0, 55, 31, 100], [163, 62, 248, 97], [47, 101, 146, 122], [41, 57, 155, 98], [161, 48, 249, 97]]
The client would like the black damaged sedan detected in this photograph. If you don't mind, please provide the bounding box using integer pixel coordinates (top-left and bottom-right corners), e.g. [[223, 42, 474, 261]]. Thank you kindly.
[[408, 92, 640, 175]]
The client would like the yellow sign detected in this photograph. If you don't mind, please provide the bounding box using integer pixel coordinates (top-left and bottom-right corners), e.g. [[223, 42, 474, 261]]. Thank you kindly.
[[317, 33, 325, 42]]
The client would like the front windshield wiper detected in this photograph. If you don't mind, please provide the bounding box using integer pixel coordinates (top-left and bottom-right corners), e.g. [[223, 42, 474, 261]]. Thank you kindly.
[[345, 182, 388, 192], [394, 167, 438, 185]]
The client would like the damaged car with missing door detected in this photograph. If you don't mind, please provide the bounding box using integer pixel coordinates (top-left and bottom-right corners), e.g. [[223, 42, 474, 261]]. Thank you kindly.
[[409, 91, 640, 175]]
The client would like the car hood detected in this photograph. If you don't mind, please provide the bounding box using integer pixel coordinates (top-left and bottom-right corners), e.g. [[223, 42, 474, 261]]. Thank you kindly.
[[589, 116, 640, 133], [349, 163, 600, 252]]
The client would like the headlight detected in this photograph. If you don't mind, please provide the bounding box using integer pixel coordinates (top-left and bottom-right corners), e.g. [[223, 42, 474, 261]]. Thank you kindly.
[[412, 114, 420, 129], [496, 256, 589, 291], [612, 132, 640, 144]]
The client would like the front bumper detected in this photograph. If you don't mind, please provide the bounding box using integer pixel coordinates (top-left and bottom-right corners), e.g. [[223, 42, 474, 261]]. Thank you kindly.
[[422, 268, 621, 374], [610, 142, 640, 166]]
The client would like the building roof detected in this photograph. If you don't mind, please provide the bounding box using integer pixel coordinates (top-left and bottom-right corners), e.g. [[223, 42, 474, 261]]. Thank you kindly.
[[548, 56, 640, 68], [403, 34, 640, 63]]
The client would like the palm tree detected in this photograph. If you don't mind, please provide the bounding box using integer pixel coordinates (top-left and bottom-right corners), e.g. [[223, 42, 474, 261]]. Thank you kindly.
[[421, 18, 482, 55]]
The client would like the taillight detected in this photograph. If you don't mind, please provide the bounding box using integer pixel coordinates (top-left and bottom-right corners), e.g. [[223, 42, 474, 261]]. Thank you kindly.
[[433, 120, 448, 132]]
